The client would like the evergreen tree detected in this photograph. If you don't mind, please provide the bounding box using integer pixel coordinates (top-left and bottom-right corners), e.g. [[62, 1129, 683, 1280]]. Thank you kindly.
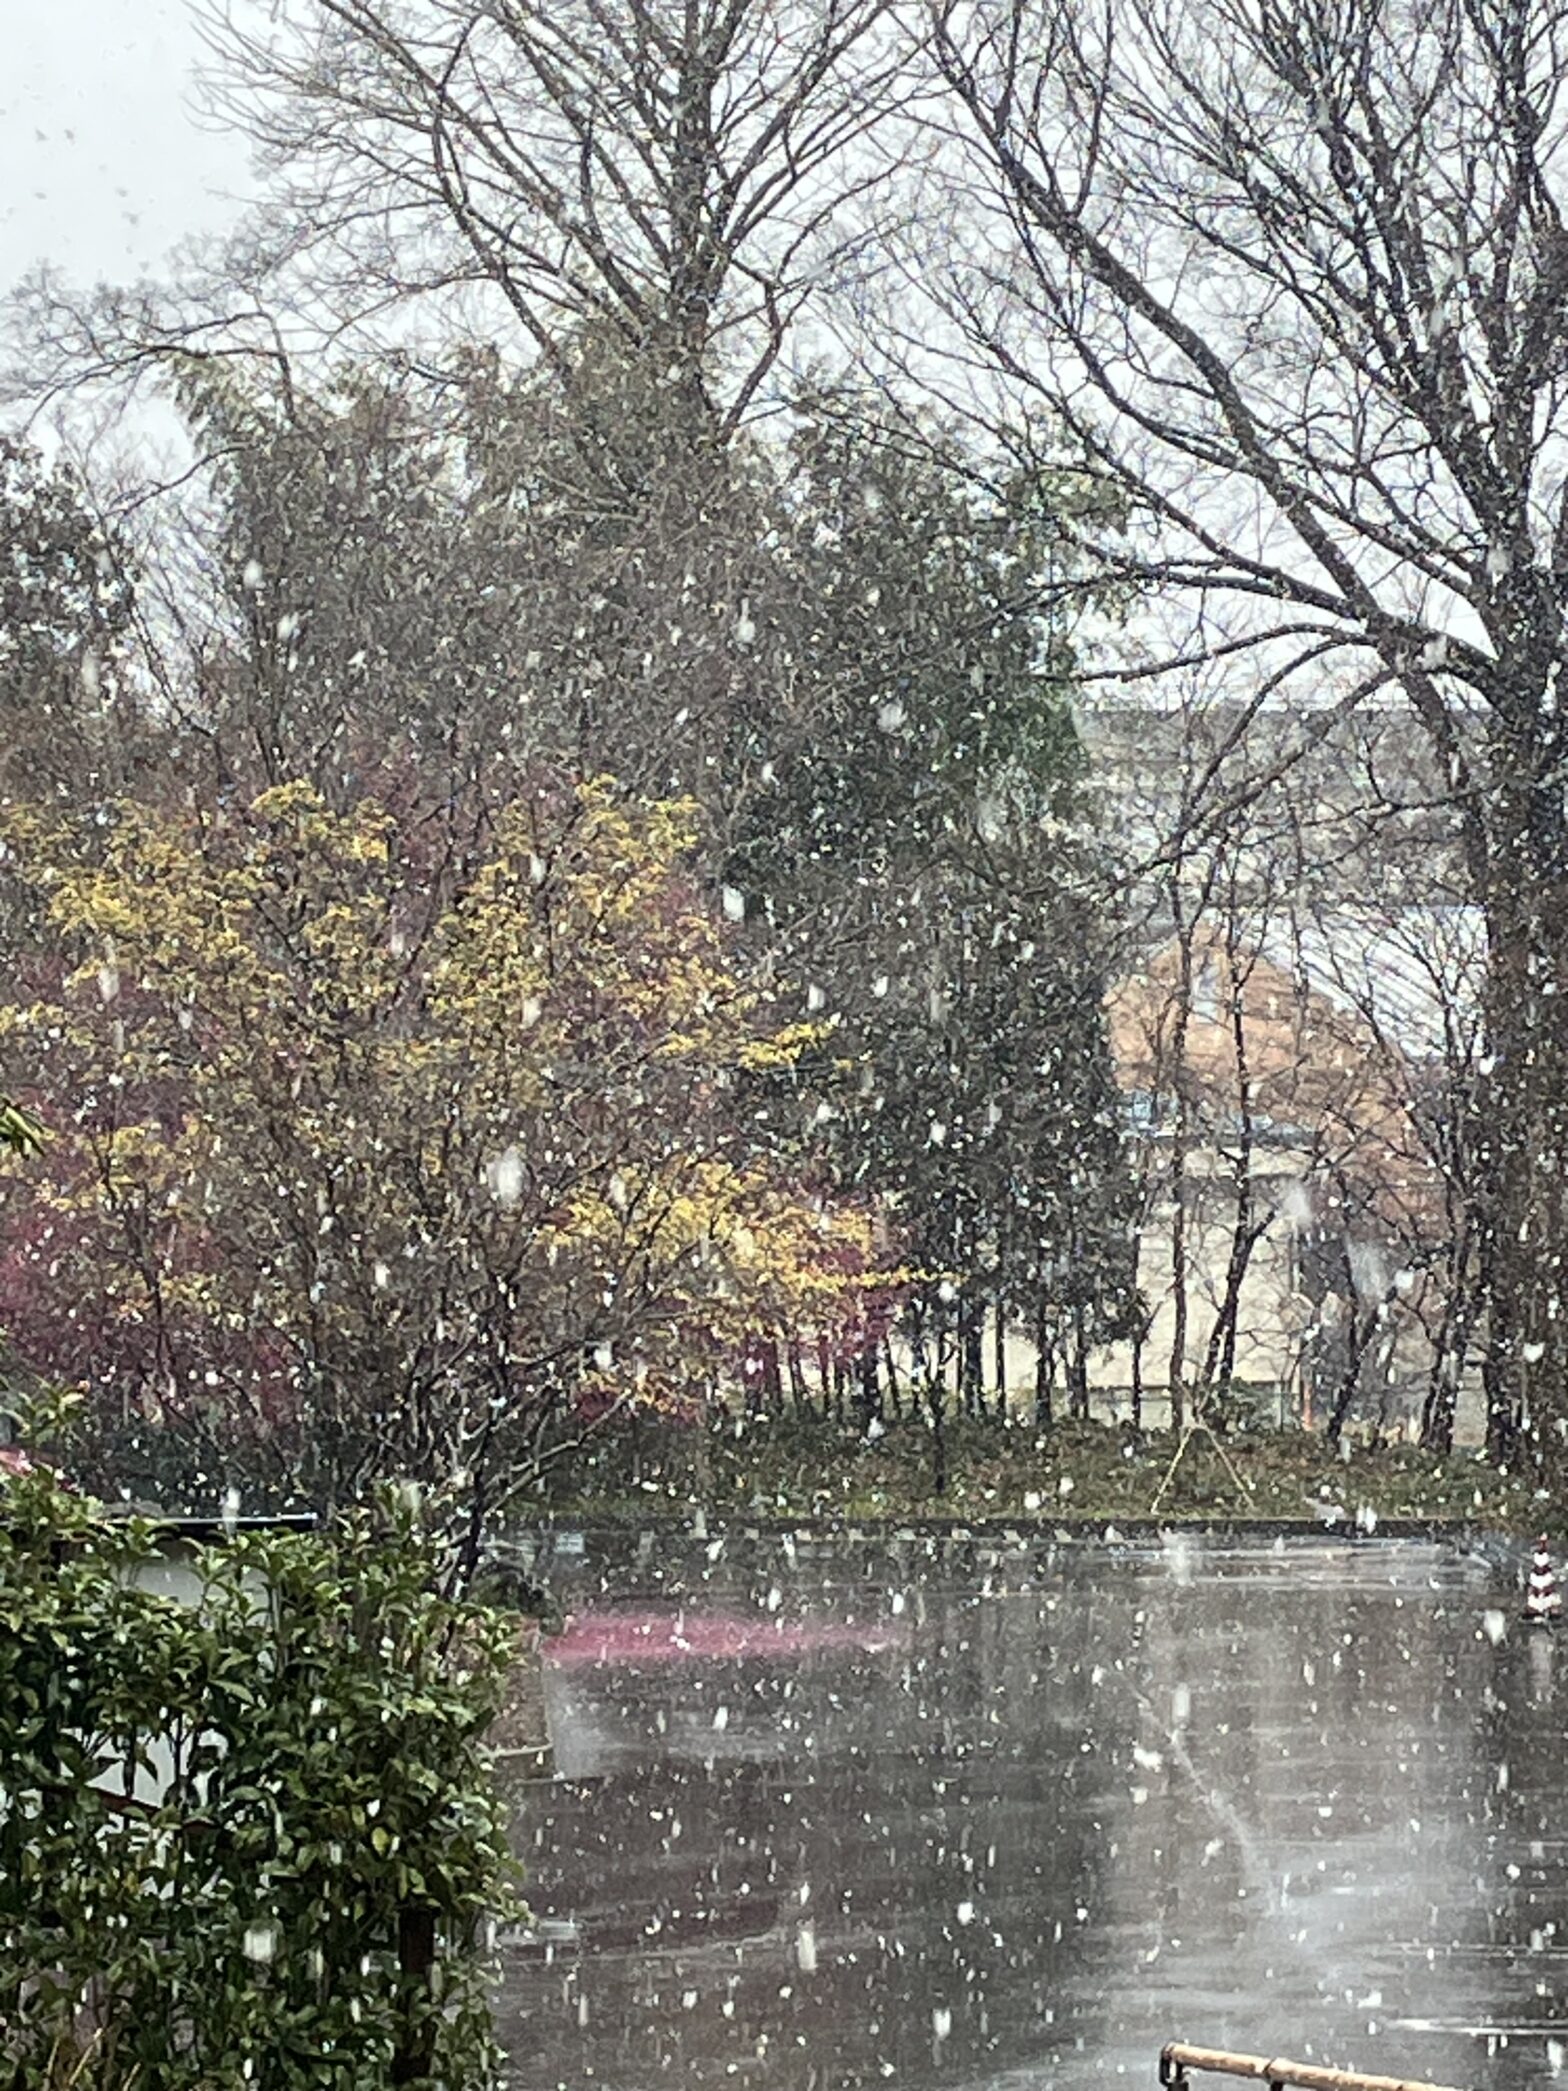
[[728, 400, 1139, 1415]]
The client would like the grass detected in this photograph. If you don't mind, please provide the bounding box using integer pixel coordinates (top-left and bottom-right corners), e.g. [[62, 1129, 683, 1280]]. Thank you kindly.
[[538, 1414, 1542, 1531]]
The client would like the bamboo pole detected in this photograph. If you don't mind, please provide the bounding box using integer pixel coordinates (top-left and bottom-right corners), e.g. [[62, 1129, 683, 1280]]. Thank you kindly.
[[1160, 2044, 1469, 2091]]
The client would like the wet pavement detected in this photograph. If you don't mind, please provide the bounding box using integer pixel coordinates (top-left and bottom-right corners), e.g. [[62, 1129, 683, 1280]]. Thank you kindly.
[[495, 1532, 1565, 2091]]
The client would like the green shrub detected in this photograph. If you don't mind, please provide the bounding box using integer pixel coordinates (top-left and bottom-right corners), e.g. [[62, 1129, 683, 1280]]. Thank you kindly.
[[0, 1464, 518, 2089]]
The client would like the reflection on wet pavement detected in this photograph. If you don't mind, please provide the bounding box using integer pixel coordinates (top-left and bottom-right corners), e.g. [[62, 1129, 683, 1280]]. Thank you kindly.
[[496, 1533, 1561, 2091]]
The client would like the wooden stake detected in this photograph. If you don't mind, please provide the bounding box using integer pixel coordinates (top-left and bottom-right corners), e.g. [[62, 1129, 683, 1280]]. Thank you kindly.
[[1161, 2041, 1468, 2091], [1148, 1420, 1255, 1516]]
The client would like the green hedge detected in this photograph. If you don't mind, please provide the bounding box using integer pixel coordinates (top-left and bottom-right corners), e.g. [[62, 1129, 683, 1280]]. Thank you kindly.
[[0, 1466, 518, 2089]]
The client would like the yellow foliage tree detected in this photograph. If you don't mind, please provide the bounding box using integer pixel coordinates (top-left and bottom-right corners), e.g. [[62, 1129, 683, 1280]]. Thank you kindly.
[[0, 779, 882, 1539]]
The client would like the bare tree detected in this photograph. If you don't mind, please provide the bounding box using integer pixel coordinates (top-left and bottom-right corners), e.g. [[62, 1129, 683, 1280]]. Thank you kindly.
[[1099, 677, 1491, 1447], [924, 0, 1568, 1479], [181, 0, 907, 427], [1293, 881, 1489, 1449]]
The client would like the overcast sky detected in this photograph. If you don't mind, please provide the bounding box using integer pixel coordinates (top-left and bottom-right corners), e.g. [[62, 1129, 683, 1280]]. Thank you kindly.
[[1, 1, 251, 298]]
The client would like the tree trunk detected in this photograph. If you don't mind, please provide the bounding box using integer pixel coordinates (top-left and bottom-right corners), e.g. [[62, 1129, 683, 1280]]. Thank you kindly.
[[1201, 1218, 1269, 1412], [1479, 776, 1568, 1481], [392, 1905, 437, 2086], [1421, 1287, 1478, 1455], [1033, 1304, 1054, 1429], [925, 1376, 949, 1497], [959, 1295, 984, 1419], [857, 1342, 881, 1429], [786, 1339, 810, 1418], [1325, 1283, 1400, 1447], [760, 1339, 783, 1417], [1323, 1312, 1370, 1447], [1167, 914, 1196, 1438], [1067, 1303, 1090, 1420], [882, 1334, 903, 1420], [1196, 923, 1265, 1417]]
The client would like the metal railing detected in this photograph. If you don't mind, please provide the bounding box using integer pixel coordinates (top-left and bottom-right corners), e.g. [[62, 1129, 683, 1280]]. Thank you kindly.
[[1161, 2044, 1469, 2091]]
